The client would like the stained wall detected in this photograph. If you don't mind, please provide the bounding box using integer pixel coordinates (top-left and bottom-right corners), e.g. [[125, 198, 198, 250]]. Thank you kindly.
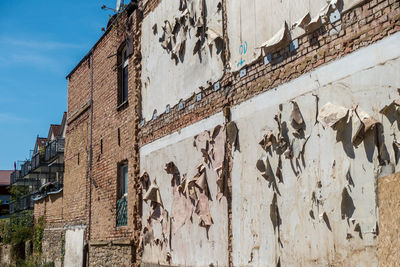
[[140, 113, 229, 266], [226, 0, 365, 72], [141, 0, 224, 121], [230, 32, 400, 266]]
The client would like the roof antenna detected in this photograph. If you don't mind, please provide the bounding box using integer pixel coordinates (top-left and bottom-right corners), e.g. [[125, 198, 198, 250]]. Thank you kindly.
[[116, 0, 124, 12], [101, 0, 124, 13]]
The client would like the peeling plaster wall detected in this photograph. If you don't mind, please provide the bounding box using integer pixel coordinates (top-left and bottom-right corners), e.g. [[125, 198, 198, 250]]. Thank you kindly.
[[226, 0, 365, 72], [140, 113, 229, 266], [230, 33, 400, 266], [141, 0, 224, 121]]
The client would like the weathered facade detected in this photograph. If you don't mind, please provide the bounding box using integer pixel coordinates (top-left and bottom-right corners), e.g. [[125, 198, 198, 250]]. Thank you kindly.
[[35, 0, 400, 266]]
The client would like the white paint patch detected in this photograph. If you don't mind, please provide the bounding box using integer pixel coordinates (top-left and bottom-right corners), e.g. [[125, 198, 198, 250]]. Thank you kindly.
[[141, 112, 224, 155], [232, 31, 400, 119], [140, 114, 228, 266], [64, 228, 84, 267], [227, 0, 365, 72], [231, 34, 400, 266], [141, 0, 224, 121]]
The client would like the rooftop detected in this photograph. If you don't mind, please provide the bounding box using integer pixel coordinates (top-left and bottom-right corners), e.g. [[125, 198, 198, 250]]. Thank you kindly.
[[0, 170, 12, 186]]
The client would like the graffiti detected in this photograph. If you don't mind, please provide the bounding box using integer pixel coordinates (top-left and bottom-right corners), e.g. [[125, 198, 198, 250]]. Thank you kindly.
[[237, 41, 247, 68]]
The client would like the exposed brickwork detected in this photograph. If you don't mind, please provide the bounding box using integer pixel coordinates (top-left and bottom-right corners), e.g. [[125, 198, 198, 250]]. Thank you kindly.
[[63, 4, 142, 266], [139, 0, 400, 146], [34, 0, 400, 266], [34, 192, 63, 224], [63, 111, 90, 227]]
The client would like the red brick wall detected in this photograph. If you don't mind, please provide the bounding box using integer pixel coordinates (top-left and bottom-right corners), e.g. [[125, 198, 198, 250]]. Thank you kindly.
[[33, 192, 63, 224], [65, 7, 142, 266], [63, 111, 90, 227]]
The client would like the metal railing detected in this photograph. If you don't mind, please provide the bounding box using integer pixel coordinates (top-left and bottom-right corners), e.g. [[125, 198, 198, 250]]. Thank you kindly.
[[31, 150, 45, 170], [10, 170, 20, 184], [45, 138, 65, 161], [9, 194, 34, 214], [10, 177, 39, 187], [21, 160, 32, 177], [116, 195, 127, 227]]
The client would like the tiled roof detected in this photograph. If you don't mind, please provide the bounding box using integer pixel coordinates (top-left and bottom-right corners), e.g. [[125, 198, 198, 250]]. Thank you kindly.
[[0, 170, 12, 186], [48, 124, 62, 139]]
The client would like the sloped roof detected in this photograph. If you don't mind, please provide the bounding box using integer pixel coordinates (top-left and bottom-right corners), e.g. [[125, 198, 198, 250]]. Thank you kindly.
[[47, 112, 67, 140], [0, 170, 12, 186], [47, 124, 62, 140], [34, 137, 47, 153]]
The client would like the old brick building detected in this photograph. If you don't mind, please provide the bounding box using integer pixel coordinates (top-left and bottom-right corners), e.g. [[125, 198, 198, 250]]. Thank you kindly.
[[37, 0, 400, 266]]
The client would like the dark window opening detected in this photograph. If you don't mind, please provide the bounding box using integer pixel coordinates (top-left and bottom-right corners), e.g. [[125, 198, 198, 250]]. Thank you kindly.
[[118, 45, 129, 106], [100, 139, 103, 154], [118, 128, 121, 147], [77, 153, 80, 165]]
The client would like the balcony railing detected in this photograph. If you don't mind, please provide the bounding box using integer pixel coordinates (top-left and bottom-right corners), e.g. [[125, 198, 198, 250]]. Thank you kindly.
[[9, 194, 34, 214], [10, 170, 21, 184], [11, 177, 39, 188], [116, 195, 127, 227], [31, 151, 45, 170], [21, 160, 32, 177], [45, 138, 65, 162]]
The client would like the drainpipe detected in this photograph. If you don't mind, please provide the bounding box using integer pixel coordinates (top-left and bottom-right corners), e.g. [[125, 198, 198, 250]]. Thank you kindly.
[[87, 50, 94, 266]]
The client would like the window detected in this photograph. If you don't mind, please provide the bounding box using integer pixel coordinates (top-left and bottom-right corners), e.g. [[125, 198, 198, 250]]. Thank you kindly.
[[118, 163, 128, 197], [118, 46, 129, 106], [116, 162, 128, 227]]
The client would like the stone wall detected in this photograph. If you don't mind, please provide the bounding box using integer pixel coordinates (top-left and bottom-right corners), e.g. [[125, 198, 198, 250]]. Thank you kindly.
[[89, 241, 133, 267], [42, 228, 64, 267]]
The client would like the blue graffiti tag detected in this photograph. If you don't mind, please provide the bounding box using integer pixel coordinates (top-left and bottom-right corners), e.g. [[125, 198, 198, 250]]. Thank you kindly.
[[237, 41, 248, 67]]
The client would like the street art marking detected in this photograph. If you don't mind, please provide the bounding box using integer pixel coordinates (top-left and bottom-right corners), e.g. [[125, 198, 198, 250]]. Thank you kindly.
[[237, 41, 248, 68]]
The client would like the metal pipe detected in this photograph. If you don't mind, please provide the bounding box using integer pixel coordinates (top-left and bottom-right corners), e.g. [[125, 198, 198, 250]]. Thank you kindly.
[[86, 50, 94, 267]]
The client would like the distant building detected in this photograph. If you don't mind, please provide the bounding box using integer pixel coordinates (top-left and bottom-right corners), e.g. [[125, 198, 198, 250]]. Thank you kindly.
[[9, 112, 66, 214], [0, 170, 11, 216]]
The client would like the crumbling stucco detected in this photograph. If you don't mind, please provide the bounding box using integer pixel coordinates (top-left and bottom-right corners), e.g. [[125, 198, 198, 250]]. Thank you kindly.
[[140, 113, 229, 266], [226, 0, 363, 71], [230, 33, 400, 266], [141, 0, 224, 121]]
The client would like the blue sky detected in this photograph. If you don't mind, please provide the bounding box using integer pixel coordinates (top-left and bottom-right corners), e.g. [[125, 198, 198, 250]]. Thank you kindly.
[[0, 1, 116, 169]]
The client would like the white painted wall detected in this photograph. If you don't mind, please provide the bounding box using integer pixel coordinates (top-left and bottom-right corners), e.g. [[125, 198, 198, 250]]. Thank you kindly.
[[140, 113, 229, 266], [226, 0, 364, 72], [230, 32, 400, 266], [141, 0, 224, 121], [64, 228, 85, 267]]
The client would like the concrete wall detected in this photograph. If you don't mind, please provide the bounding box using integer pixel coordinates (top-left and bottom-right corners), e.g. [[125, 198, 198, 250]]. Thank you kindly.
[[140, 113, 229, 266], [64, 228, 85, 267], [230, 32, 400, 266], [378, 172, 400, 266], [141, 0, 224, 121], [226, 0, 365, 72]]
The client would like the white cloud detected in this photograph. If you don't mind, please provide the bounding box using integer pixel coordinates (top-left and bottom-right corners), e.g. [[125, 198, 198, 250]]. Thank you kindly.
[[0, 37, 83, 50], [0, 113, 28, 124]]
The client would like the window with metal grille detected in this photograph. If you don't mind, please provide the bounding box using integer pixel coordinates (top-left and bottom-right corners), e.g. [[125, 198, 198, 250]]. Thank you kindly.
[[116, 162, 128, 226]]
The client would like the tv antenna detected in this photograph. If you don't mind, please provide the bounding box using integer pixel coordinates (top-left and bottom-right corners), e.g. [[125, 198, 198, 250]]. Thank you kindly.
[[101, 0, 124, 12], [116, 0, 124, 12]]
